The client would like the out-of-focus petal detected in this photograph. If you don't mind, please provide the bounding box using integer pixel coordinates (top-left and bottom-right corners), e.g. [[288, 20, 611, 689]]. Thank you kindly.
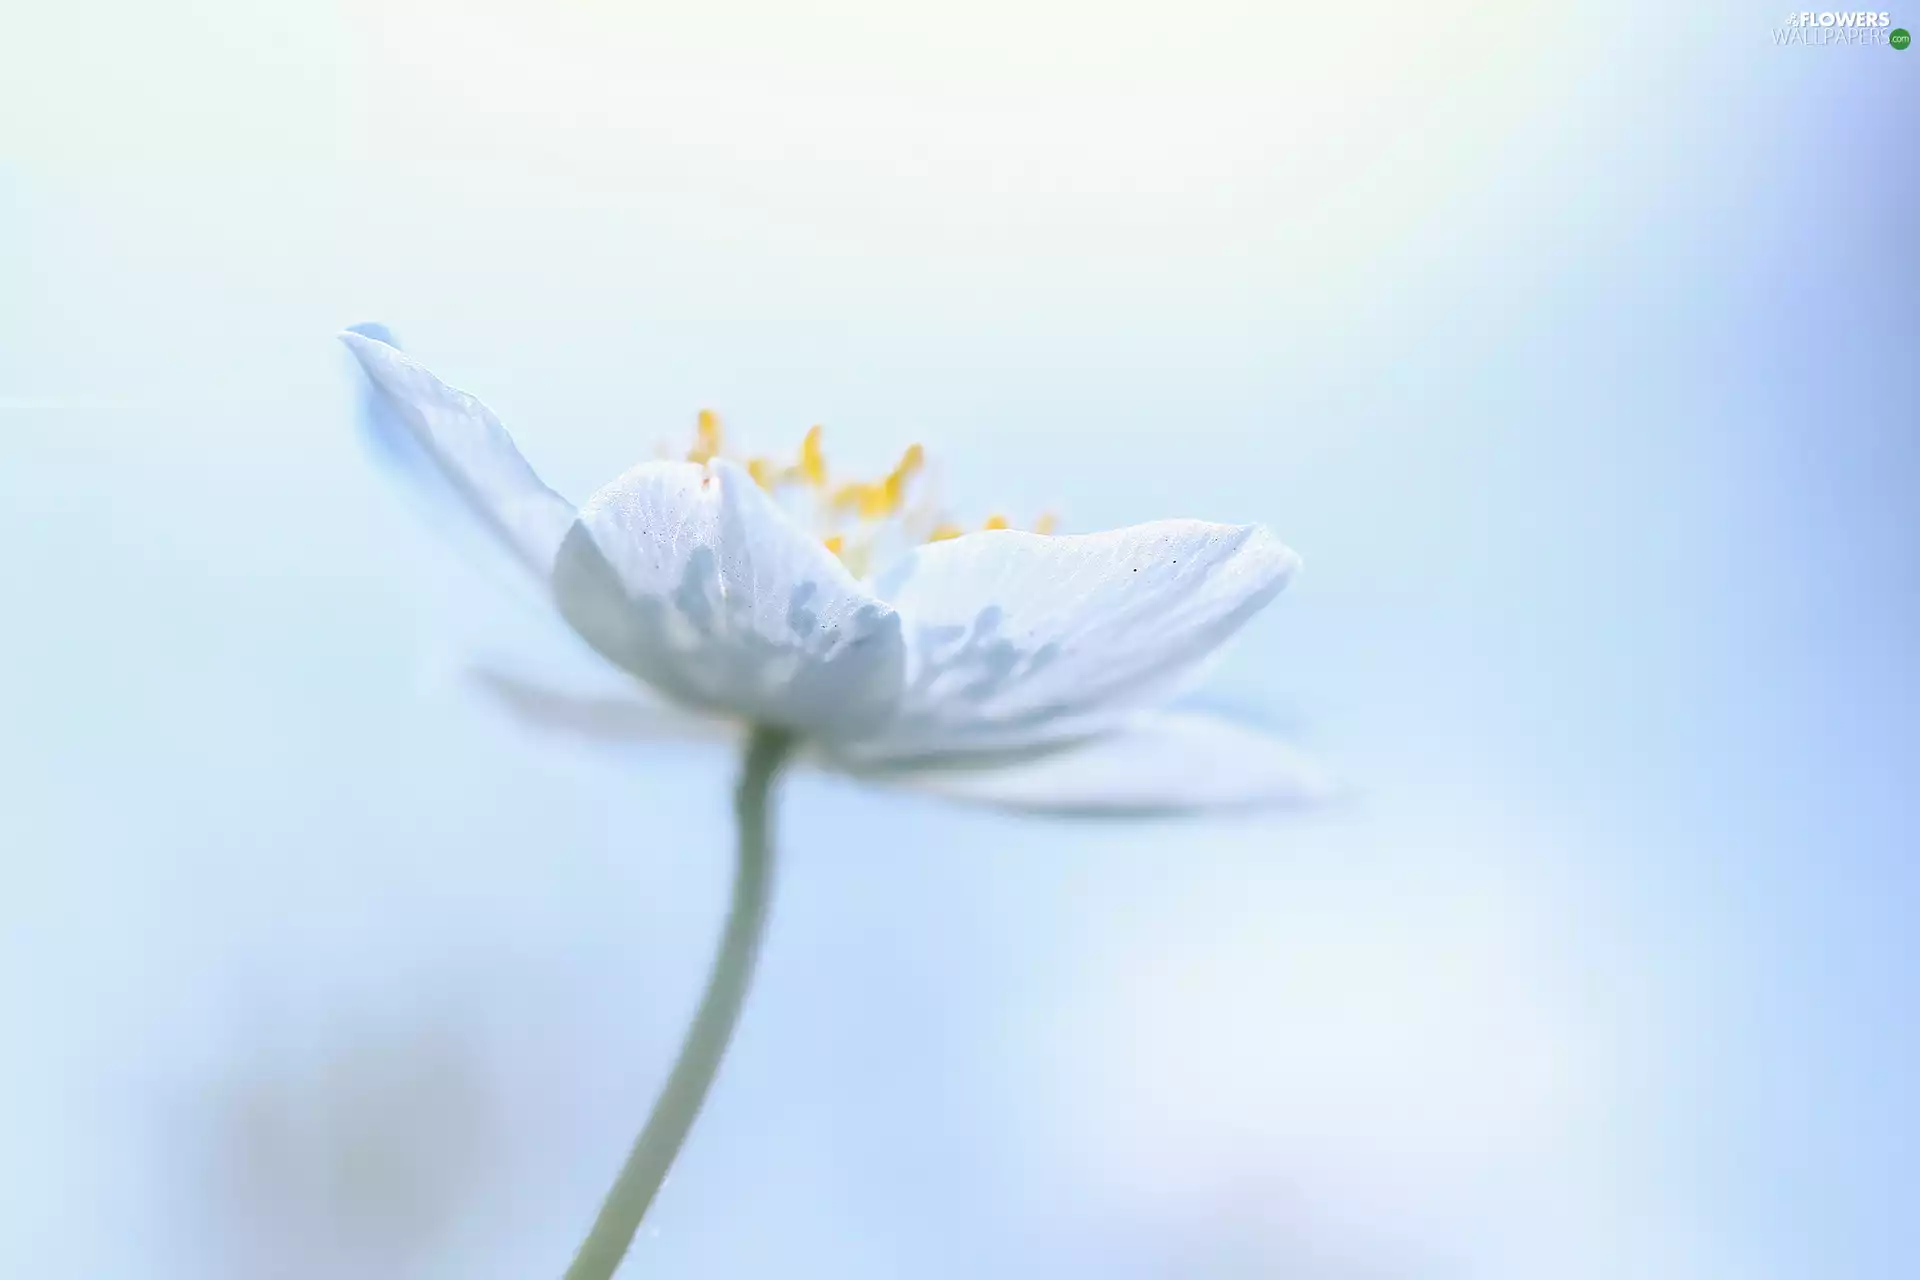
[[881, 710, 1333, 816], [468, 666, 743, 749], [551, 458, 906, 740], [853, 522, 1298, 761], [340, 328, 576, 582]]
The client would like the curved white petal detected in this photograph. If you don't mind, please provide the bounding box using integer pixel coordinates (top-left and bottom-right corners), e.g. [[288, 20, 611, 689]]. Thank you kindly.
[[884, 710, 1333, 816], [469, 666, 741, 749], [853, 521, 1299, 761], [340, 328, 575, 582], [550, 458, 906, 739]]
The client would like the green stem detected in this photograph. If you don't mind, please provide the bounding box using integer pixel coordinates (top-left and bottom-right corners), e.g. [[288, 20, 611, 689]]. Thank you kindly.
[[562, 726, 795, 1280]]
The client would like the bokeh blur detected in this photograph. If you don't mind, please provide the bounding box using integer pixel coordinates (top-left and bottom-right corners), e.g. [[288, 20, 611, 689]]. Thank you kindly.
[[3, 2, 1915, 1277]]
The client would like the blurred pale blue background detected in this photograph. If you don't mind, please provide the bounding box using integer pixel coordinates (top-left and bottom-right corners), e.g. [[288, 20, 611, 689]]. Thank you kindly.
[[3, 2, 1915, 1276]]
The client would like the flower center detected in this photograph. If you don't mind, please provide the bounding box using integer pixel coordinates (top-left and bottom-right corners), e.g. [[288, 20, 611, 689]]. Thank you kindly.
[[679, 410, 1057, 576]]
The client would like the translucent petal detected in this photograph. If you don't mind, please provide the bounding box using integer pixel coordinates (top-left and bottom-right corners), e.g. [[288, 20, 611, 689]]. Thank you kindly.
[[551, 458, 906, 739], [886, 710, 1333, 816], [853, 521, 1299, 760], [339, 329, 575, 582], [468, 666, 741, 749]]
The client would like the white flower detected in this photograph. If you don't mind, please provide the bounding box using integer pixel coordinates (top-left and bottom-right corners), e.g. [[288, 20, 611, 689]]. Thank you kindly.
[[342, 327, 1326, 814]]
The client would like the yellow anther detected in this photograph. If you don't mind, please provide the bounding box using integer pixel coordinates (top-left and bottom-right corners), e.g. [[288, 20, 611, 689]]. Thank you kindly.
[[880, 443, 924, 512], [830, 480, 876, 514], [656, 410, 1053, 572], [826, 480, 891, 520], [799, 426, 827, 487], [688, 409, 725, 464]]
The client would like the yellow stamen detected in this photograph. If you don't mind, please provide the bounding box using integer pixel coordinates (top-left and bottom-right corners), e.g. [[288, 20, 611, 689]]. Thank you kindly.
[[687, 409, 725, 464], [656, 410, 1058, 567], [879, 442, 924, 512], [877, 480, 905, 512], [798, 425, 827, 487], [830, 480, 881, 516]]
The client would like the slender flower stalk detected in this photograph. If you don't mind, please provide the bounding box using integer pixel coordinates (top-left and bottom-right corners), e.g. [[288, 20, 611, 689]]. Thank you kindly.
[[562, 727, 795, 1280]]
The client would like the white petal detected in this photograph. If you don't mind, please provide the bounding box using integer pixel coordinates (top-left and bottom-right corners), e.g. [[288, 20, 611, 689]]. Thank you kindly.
[[469, 666, 741, 749], [855, 521, 1298, 761], [340, 328, 576, 581], [884, 710, 1333, 816], [550, 458, 906, 739]]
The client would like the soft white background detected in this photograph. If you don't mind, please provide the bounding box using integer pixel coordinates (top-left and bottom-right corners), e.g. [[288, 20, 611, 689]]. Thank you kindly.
[[3, 2, 1915, 1276]]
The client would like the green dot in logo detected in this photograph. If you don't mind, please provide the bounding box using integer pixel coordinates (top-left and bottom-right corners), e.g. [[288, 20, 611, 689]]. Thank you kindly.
[[1893, 27, 1912, 49]]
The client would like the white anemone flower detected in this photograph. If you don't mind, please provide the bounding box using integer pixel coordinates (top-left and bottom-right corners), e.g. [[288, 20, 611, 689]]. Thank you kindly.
[[338, 324, 1326, 1280], [342, 326, 1324, 815]]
